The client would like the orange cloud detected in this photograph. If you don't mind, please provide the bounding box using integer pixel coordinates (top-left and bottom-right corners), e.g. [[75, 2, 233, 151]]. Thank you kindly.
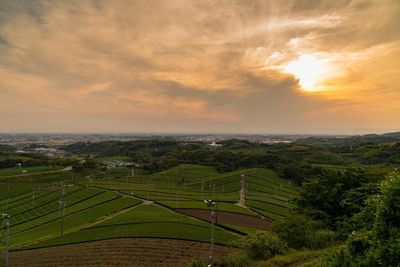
[[0, 0, 399, 133]]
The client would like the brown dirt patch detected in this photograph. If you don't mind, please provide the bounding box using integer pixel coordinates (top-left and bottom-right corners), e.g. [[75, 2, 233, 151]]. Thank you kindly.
[[176, 208, 272, 230], [5, 238, 236, 267]]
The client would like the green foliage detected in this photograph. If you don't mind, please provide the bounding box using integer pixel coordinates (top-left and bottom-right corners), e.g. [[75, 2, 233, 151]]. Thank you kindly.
[[349, 195, 379, 232], [346, 231, 373, 257], [273, 214, 318, 249], [372, 170, 400, 265], [312, 230, 336, 249], [0, 156, 50, 169], [0, 144, 16, 156], [62, 138, 400, 178], [298, 169, 377, 230], [321, 249, 361, 267], [273, 215, 334, 249], [233, 231, 287, 260], [323, 170, 400, 266], [218, 252, 251, 267]]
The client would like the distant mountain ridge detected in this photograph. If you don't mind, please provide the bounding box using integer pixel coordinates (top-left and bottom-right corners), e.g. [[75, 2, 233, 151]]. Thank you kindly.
[[381, 132, 400, 138], [297, 131, 400, 146]]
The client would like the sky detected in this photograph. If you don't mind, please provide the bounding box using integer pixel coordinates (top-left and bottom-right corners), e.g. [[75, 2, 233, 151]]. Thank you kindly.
[[0, 0, 399, 134]]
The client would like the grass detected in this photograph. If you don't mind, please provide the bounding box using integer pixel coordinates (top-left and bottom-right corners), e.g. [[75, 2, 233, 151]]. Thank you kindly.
[[255, 246, 339, 267]]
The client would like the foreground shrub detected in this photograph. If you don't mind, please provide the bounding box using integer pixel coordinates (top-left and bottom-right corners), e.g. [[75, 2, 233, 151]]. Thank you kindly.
[[323, 170, 400, 266], [311, 229, 336, 249], [321, 248, 360, 267], [233, 231, 287, 260], [273, 214, 334, 249], [218, 252, 251, 267], [347, 231, 373, 257]]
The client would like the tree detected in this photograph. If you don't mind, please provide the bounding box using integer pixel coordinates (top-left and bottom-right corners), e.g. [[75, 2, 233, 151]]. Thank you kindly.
[[324, 170, 400, 266]]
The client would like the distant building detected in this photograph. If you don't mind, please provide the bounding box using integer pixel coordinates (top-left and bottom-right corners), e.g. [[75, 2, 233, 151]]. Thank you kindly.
[[209, 142, 222, 147], [102, 160, 137, 168]]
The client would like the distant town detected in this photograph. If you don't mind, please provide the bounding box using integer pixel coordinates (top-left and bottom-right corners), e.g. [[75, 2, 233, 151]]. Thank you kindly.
[[0, 133, 347, 148]]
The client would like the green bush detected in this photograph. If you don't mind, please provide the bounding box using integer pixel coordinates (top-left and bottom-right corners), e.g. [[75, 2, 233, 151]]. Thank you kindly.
[[218, 252, 251, 267], [323, 170, 400, 266], [235, 231, 287, 260], [311, 229, 336, 249], [347, 231, 373, 257], [321, 249, 359, 267], [273, 214, 333, 249], [373, 170, 400, 266]]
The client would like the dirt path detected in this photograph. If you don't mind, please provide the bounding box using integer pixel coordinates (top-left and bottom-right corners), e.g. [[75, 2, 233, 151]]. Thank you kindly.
[[88, 204, 141, 227]]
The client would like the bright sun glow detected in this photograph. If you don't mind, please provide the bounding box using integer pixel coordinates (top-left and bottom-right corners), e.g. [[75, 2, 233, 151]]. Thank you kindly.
[[282, 54, 330, 92]]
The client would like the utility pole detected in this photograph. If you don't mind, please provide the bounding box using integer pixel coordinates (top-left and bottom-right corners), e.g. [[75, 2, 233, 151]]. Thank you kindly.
[[221, 184, 225, 202], [59, 183, 65, 237], [32, 188, 35, 209], [147, 178, 152, 199], [204, 200, 216, 267], [239, 174, 246, 206], [176, 189, 180, 208], [131, 167, 134, 196], [1, 213, 10, 267], [5, 182, 9, 212]]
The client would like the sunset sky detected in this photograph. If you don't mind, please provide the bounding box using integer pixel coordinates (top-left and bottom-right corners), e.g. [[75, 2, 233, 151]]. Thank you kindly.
[[1, 0, 399, 134]]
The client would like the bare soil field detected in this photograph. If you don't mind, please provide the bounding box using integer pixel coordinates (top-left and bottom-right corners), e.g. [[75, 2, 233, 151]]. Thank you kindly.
[[5, 238, 235, 267], [176, 208, 272, 230]]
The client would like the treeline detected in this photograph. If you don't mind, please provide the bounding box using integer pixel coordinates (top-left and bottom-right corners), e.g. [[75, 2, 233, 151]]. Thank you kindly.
[[61, 139, 400, 184], [63, 140, 335, 183], [0, 144, 16, 156], [0, 155, 80, 169], [297, 132, 400, 147]]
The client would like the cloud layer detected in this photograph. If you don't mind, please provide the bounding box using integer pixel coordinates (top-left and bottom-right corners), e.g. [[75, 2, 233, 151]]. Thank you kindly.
[[1, 0, 399, 134]]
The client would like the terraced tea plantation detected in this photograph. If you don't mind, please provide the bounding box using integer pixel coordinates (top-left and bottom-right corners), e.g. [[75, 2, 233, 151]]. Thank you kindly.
[[0, 164, 298, 266], [0, 166, 71, 200], [88, 165, 298, 222]]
